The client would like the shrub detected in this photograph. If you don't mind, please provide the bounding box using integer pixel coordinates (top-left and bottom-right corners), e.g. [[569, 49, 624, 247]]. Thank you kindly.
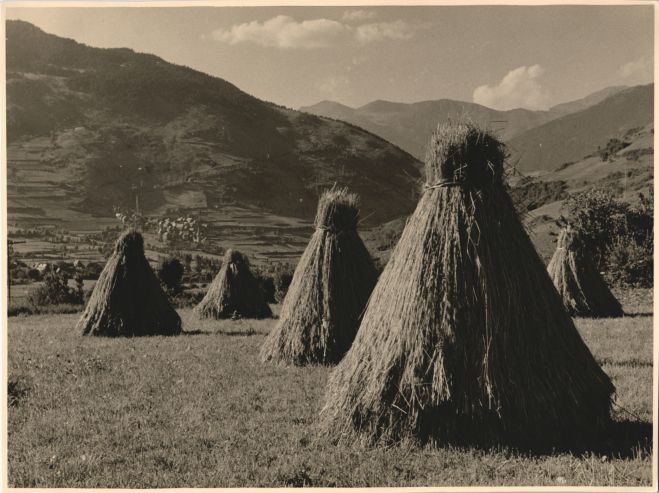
[[561, 188, 653, 287], [254, 273, 276, 304], [26, 270, 83, 308], [170, 288, 206, 309], [561, 189, 628, 267], [624, 147, 653, 162], [253, 261, 295, 303], [606, 233, 653, 287], [158, 258, 184, 294], [597, 138, 631, 161]]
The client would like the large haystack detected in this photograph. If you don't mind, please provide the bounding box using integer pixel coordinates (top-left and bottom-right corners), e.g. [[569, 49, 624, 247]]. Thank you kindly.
[[548, 226, 623, 317], [260, 188, 378, 365], [194, 249, 272, 319], [319, 122, 614, 448], [77, 230, 182, 337]]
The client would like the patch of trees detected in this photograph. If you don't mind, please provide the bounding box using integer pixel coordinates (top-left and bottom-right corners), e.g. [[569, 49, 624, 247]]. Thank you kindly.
[[561, 188, 653, 287], [597, 138, 631, 162]]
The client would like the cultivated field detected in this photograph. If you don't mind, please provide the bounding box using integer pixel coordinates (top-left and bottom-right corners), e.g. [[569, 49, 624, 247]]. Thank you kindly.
[[7, 289, 654, 488]]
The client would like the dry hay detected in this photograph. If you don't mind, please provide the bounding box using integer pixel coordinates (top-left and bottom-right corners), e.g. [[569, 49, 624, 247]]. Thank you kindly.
[[194, 249, 272, 319], [77, 230, 182, 337], [260, 187, 378, 365], [548, 226, 623, 318], [319, 122, 614, 448]]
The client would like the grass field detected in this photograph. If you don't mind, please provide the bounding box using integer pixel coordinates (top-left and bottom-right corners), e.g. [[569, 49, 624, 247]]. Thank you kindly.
[[7, 289, 654, 487]]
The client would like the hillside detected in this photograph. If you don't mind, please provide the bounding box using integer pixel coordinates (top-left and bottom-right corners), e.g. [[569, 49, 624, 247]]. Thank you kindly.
[[301, 98, 558, 160], [6, 20, 421, 234], [509, 84, 653, 172], [364, 124, 653, 264], [548, 86, 627, 116]]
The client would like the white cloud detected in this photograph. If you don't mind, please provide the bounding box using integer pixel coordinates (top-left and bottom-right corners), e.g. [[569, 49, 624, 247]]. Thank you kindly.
[[473, 65, 550, 110], [211, 15, 347, 49], [355, 21, 415, 44], [212, 15, 417, 49], [342, 10, 376, 22], [619, 55, 653, 81]]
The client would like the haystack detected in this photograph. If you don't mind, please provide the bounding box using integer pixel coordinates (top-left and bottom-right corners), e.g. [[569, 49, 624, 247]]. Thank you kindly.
[[194, 249, 272, 319], [260, 188, 378, 365], [77, 230, 181, 337], [548, 226, 623, 317], [319, 122, 614, 448]]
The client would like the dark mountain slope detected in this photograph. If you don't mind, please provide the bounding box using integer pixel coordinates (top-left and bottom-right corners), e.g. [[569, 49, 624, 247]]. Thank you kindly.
[[548, 85, 627, 116], [509, 84, 653, 172], [6, 20, 421, 225]]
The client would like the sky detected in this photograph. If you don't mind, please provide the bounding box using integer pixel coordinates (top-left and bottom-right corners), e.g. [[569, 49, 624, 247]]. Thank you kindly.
[[5, 5, 654, 110]]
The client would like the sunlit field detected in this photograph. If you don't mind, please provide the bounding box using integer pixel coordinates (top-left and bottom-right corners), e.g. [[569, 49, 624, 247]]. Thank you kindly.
[[7, 290, 653, 488]]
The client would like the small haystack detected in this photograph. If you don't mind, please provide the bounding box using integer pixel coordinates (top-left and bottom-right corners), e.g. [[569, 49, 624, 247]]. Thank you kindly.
[[260, 188, 378, 365], [194, 249, 272, 319], [548, 226, 623, 317], [77, 230, 181, 337], [319, 122, 614, 448]]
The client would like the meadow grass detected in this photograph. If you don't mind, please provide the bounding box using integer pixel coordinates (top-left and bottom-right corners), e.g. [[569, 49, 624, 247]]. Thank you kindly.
[[7, 291, 653, 487]]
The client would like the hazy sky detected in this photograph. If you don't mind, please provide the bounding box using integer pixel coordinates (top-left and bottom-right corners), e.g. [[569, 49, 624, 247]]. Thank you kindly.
[[6, 5, 654, 110]]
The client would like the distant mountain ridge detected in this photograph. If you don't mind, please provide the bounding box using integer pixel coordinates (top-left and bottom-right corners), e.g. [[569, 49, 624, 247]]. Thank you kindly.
[[300, 86, 631, 162], [548, 86, 627, 116], [301, 98, 559, 160], [6, 20, 421, 227], [509, 84, 653, 171]]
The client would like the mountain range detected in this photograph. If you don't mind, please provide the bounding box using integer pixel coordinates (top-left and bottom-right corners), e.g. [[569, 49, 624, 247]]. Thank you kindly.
[[301, 84, 652, 172]]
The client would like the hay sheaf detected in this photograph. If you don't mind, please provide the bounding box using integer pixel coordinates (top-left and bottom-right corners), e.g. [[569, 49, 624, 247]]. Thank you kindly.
[[194, 249, 272, 319], [319, 122, 614, 448], [548, 226, 623, 318], [77, 230, 182, 337], [260, 187, 378, 365]]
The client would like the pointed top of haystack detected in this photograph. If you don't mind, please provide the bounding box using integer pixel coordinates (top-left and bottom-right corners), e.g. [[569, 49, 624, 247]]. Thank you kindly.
[[425, 121, 506, 188], [114, 229, 144, 257], [557, 224, 584, 252], [224, 248, 247, 265], [315, 187, 359, 232]]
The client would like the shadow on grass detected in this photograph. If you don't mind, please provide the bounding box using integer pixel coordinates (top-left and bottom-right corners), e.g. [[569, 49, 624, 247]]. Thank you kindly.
[[584, 419, 653, 459], [182, 329, 211, 336], [622, 312, 653, 318], [182, 328, 262, 336], [504, 420, 652, 459], [404, 419, 653, 460], [218, 328, 259, 336]]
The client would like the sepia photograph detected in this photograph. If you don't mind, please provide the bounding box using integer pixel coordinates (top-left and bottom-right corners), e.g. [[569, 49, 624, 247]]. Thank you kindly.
[[2, 1, 656, 489]]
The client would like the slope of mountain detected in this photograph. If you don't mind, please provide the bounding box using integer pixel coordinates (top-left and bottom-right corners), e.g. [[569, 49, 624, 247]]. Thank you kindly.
[[548, 86, 627, 116], [6, 20, 421, 231], [364, 124, 653, 264], [301, 98, 559, 160], [509, 84, 653, 172]]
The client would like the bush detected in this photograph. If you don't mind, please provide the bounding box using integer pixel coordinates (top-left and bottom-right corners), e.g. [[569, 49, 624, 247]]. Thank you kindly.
[[562, 187, 653, 287], [606, 234, 653, 287], [253, 261, 295, 303], [597, 138, 631, 161], [82, 262, 104, 279], [170, 288, 206, 309], [255, 274, 276, 304], [26, 270, 83, 308], [158, 258, 184, 294], [562, 189, 629, 267]]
